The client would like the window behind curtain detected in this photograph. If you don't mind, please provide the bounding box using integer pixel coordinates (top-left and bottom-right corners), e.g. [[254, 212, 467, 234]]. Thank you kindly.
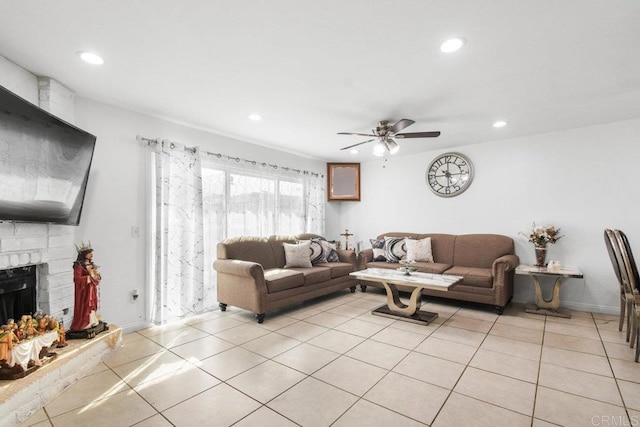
[[202, 161, 324, 295]]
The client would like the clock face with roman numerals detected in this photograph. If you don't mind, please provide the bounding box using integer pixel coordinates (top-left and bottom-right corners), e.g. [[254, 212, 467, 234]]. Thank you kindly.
[[426, 152, 474, 197]]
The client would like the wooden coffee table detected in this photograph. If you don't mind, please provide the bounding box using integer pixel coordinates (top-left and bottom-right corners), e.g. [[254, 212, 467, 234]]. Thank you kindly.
[[350, 268, 463, 324]]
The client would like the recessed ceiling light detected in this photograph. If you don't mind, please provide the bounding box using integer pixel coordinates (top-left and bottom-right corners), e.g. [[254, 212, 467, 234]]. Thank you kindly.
[[440, 37, 465, 53], [349, 149, 359, 155], [248, 114, 262, 121], [77, 51, 104, 65], [493, 120, 507, 128]]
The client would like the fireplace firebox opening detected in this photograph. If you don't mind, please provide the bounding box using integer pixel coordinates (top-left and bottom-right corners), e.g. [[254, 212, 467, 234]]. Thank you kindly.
[[0, 265, 37, 325]]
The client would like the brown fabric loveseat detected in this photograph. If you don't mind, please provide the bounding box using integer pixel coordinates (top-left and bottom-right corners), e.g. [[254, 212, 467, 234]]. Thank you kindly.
[[213, 233, 357, 323], [358, 232, 519, 314]]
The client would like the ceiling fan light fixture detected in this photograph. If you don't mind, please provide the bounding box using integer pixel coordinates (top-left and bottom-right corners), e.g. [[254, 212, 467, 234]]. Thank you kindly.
[[385, 139, 400, 154], [372, 141, 385, 156], [338, 118, 440, 153], [440, 37, 465, 53]]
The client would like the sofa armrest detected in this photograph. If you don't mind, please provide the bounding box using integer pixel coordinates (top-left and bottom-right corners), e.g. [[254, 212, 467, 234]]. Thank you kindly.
[[357, 248, 373, 270], [337, 249, 357, 267], [213, 259, 268, 314], [213, 259, 264, 281], [492, 254, 520, 277]]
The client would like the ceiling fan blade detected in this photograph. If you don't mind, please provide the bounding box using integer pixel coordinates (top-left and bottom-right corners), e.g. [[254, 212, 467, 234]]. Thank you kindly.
[[337, 132, 377, 137], [389, 119, 415, 134], [394, 131, 441, 139], [340, 139, 375, 150]]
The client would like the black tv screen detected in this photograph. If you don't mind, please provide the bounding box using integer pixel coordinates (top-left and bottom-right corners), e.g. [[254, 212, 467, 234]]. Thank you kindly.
[[0, 85, 96, 226]]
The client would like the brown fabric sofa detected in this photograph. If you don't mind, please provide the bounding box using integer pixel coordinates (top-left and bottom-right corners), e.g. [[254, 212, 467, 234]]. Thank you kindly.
[[213, 233, 357, 322], [358, 232, 519, 314]]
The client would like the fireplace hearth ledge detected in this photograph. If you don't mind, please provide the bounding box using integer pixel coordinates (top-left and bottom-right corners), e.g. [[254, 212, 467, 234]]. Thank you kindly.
[[0, 324, 122, 426]]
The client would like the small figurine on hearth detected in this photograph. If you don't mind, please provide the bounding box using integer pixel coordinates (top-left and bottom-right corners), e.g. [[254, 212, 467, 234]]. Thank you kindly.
[[36, 312, 49, 335], [0, 326, 12, 362], [70, 242, 103, 333], [0, 323, 18, 362], [5, 318, 15, 333], [10, 319, 19, 341], [48, 316, 67, 347], [25, 315, 36, 338], [15, 323, 25, 342], [17, 315, 29, 340]]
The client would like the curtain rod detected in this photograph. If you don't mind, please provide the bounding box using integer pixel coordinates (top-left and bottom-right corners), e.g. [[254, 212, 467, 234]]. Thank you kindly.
[[136, 135, 324, 177]]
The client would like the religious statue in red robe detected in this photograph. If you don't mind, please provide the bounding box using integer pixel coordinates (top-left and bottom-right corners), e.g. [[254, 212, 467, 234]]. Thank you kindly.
[[70, 243, 102, 331]]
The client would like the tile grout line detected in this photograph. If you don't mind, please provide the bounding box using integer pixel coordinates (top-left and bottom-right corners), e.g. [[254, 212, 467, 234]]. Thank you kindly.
[[326, 294, 460, 426], [32, 293, 640, 426], [594, 311, 635, 425], [226, 290, 394, 426], [531, 313, 547, 426], [429, 304, 533, 424]]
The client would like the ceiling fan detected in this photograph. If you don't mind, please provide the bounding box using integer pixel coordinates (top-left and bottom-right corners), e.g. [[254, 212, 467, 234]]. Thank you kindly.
[[338, 119, 440, 155]]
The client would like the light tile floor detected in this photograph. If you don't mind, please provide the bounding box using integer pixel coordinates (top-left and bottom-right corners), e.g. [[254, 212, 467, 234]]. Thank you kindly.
[[18, 289, 640, 426]]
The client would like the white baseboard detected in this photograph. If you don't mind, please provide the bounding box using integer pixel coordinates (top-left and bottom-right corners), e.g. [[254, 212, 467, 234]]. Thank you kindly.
[[512, 296, 618, 316]]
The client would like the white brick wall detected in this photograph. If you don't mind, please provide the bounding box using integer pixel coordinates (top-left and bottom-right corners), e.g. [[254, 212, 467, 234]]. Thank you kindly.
[[14, 223, 48, 236], [0, 55, 38, 104], [38, 77, 75, 123], [0, 223, 75, 319], [48, 233, 74, 249], [43, 271, 74, 289], [46, 259, 72, 275], [0, 236, 48, 252]]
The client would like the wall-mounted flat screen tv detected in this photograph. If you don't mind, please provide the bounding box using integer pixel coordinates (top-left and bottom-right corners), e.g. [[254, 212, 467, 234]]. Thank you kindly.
[[0, 84, 97, 226]]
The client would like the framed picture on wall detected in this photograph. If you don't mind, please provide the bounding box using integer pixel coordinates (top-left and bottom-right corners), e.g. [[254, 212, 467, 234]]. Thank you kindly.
[[327, 163, 360, 201]]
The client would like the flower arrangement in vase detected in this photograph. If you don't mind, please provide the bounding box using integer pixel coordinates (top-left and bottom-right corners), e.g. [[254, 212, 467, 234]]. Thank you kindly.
[[520, 223, 563, 266]]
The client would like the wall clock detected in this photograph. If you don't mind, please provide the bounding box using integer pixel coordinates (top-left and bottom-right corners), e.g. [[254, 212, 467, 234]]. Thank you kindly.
[[426, 152, 474, 197]]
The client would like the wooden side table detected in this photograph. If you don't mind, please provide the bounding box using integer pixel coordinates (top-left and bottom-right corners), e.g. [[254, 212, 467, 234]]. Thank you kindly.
[[515, 265, 584, 318]]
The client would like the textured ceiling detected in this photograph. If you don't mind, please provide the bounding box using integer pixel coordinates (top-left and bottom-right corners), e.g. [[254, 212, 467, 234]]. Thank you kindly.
[[1, 0, 639, 161]]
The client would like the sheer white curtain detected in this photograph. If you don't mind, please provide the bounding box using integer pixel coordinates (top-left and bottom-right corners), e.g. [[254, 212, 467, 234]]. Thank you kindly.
[[151, 141, 212, 324], [302, 170, 325, 235], [146, 137, 325, 322]]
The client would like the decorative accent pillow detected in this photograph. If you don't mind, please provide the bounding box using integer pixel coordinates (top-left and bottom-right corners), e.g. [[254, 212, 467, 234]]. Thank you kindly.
[[321, 240, 340, 262], [297, 238, 327, 265], [369, 238, 387, 261], [384, 236, 407, 263], [405, 237, 434, 262], [283, 242, 312, 268]]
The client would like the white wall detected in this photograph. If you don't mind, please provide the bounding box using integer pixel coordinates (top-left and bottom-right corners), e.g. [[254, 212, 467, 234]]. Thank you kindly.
[[336, 119, 640, 314], [72, 98, 327, 330]]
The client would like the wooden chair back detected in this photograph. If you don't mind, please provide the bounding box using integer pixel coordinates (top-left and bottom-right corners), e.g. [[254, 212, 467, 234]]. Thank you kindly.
[[616, 230, 640, 292], [605, 229, 625, 289]]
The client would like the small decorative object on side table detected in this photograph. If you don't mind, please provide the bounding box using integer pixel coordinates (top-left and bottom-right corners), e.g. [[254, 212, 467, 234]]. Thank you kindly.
[[516, 264, 583, 318], [520, 223, 564, 266]]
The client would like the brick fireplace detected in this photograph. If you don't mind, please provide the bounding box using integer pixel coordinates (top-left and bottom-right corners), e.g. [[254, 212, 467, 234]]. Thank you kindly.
[[0, 222, 76, 325]]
